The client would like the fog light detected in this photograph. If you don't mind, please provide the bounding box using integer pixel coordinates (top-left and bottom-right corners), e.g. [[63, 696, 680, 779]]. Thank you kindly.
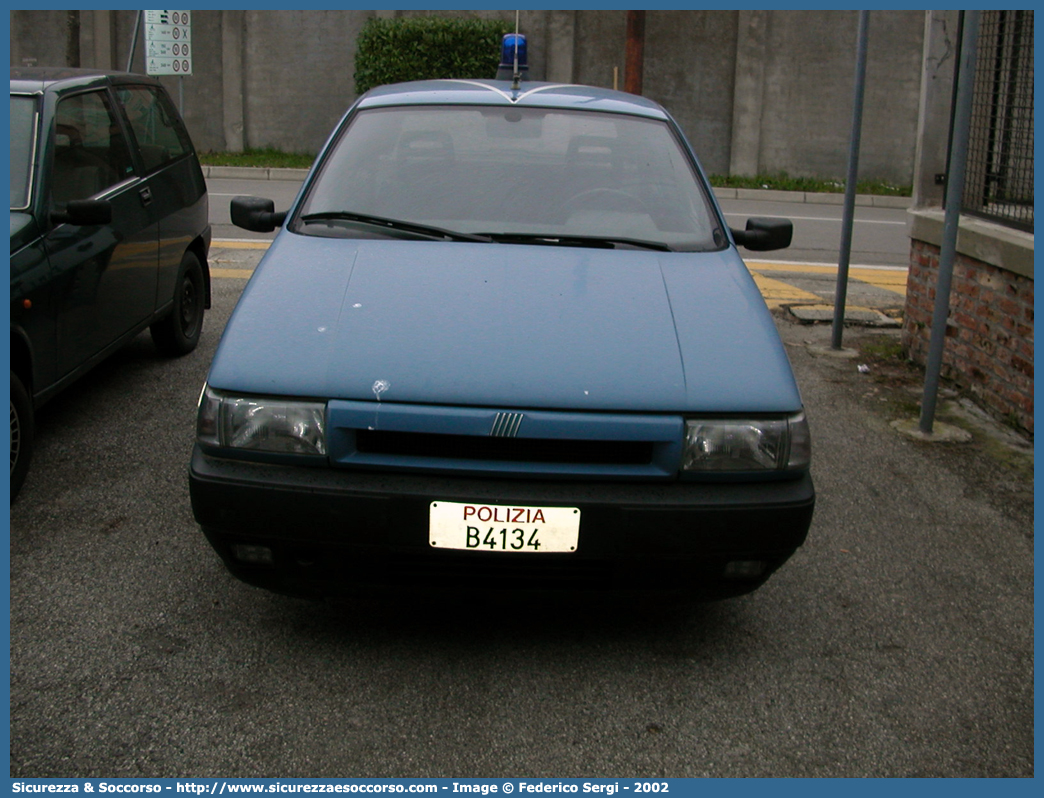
[[232, 544, 274, 565], [723, 560, 766, 579]]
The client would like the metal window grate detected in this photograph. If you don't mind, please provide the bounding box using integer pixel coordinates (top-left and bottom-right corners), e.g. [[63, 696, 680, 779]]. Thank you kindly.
[[962, 10, 1034, 232]]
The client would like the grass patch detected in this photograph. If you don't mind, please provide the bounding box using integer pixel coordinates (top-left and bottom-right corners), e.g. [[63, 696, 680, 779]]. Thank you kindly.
[[855, 333, 922, 393], [198, 148, 316, 169], [859, 334, 906, 361], [708, 172, 911, 197]]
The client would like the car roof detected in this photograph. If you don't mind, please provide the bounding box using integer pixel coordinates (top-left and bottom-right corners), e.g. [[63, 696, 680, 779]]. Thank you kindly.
[[357, 79, 671, 120], [10, 67, 163, 94]]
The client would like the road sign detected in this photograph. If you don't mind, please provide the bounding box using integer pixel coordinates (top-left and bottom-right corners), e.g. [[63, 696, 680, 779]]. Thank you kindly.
[[144, 10, 192, 76]]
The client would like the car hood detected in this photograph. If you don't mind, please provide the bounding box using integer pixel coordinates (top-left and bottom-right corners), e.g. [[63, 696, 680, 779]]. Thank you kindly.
[[207, 234, 802, 413]]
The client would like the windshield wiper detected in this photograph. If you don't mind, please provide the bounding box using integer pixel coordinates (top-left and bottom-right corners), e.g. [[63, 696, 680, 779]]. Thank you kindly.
[[298, 211, 493, 243], [475, 232, 673, 252]]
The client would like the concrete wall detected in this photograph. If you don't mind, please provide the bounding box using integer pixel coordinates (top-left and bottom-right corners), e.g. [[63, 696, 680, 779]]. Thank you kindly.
[[11, 9, 927, 184], [240, 11, 369, 152], [910, 11, 961, 208], [750, 11, 924, 183], [10, 10, 73, 68]]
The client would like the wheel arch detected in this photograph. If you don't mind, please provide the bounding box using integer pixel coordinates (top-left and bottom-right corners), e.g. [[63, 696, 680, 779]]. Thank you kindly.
[[10, 329, 34, 399], [186, 233, 212, 310]]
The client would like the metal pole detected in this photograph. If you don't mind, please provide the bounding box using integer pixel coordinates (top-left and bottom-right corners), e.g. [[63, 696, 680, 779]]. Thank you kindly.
[[919, 11, 980, 434], [624, 11, 645, 95], [126, 10, 141, 72], [831, 10, 870, 350]]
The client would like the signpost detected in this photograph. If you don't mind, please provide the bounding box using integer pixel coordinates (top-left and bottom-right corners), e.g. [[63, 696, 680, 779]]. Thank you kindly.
[[142, 10, 191, 114], [144, 10, 192, 76]]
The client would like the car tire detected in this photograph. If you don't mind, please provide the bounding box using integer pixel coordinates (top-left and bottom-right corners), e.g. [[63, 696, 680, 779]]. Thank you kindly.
[[11, 371, 33, 503], [151, 251, 205, 356]]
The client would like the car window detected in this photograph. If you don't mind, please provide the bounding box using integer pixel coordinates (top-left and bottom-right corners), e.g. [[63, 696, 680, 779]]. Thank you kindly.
[[116, 85, 193, 174], [52, 90, 135, 204], [297, 105, 722, 251], [10, 94, 38, 209]]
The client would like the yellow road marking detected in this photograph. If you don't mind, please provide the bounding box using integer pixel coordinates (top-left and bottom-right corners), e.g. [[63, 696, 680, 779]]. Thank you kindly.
[[746, 260, 907, 297], [213, 240, 271, 249], [210, 268, 255, 279], [747, 273, 822, 309]]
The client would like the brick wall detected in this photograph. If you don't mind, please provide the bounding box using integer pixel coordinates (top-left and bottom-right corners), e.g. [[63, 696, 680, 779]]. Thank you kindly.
[[903, 239, 1034, 434]]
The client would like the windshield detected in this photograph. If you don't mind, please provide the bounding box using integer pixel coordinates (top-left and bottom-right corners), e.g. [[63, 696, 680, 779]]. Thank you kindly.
[[10, 95, 39, 210], [295, 105, 723, 251]]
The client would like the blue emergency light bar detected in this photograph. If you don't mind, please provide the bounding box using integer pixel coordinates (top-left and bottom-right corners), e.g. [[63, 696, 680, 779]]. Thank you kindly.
[[496, 33, 528, 82]]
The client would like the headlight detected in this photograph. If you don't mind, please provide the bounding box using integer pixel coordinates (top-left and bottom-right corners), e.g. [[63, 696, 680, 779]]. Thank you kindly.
[[197, 384, 326, 456], [682, 412, 810, 472]]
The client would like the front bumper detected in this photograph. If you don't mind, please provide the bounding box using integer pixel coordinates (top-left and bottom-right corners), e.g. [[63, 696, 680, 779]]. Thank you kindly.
[[189, 446, 815, 599]]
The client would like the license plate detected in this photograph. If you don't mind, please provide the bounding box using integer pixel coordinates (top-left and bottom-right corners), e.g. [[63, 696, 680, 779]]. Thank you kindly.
[[429, 501, 580, 553]]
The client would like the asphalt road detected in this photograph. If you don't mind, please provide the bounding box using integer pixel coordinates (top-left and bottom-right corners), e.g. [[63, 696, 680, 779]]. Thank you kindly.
[[9, 241, 1032, 778], [716, 198, 910, 267]]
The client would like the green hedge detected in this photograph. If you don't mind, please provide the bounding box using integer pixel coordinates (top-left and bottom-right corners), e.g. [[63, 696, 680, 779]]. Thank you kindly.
[[354, 16, 514, 95]]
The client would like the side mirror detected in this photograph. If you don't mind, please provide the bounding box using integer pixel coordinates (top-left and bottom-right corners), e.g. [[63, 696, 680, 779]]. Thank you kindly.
[[51, 199, 112, 226], [731, 217, 793, 252], [230, 196, 287, 233]]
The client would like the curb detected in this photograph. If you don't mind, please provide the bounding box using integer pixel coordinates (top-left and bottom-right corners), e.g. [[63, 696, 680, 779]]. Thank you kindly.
[[713, 186, 912, 209], [203, 165, 312, 181], [201, 165, 913, 209]]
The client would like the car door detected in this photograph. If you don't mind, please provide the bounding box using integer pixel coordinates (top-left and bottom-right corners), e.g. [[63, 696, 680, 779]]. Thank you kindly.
[[113, 83, 207, 311], [45, 86, 160, 377], [10, 91, 60, 395]]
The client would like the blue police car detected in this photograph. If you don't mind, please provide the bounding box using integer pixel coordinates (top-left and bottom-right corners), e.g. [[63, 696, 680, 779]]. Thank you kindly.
[[190, 69, 814, 599]]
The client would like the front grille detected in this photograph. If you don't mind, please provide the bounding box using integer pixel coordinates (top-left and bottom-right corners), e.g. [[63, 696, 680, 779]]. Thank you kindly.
[[355, 429, 654, 466], [326, 400, 683, 478]]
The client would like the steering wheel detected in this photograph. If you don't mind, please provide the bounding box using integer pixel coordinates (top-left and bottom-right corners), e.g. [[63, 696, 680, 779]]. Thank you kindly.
[[563, 187, 649, 215]]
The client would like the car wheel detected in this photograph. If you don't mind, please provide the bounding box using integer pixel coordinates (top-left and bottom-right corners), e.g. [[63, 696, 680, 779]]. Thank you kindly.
[[10, 371, 33, 503], [151, 251, 205, 356]]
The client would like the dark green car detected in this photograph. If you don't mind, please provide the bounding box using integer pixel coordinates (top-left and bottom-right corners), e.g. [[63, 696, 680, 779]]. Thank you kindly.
[[10, 68, 211, 501]]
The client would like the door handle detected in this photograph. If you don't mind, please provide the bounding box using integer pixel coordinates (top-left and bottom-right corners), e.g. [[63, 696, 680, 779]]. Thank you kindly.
[[139, 186, 153, 205]]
